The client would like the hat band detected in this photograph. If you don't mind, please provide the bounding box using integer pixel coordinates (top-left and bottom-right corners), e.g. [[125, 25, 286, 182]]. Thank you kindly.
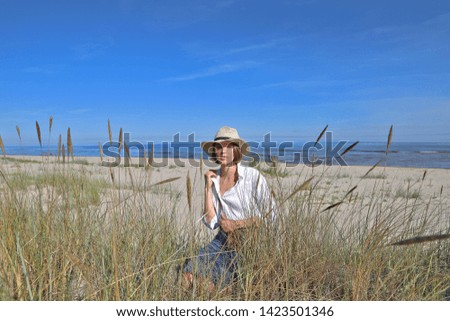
[[214, 136, 232, 141]]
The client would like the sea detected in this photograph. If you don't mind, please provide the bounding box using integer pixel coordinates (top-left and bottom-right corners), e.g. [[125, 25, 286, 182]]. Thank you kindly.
[[2, 142, 449, 169]]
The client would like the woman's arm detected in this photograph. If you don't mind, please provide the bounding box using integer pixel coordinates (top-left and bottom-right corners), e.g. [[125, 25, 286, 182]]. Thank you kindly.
[[203, 170, 218, 227], [220, 214, 260, 233]]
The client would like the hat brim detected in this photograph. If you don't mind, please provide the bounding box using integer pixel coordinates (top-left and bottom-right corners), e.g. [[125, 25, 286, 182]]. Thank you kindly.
[[202, 139, 250, 157]]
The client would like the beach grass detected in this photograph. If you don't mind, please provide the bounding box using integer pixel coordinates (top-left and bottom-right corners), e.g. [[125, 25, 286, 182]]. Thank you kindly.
[[0, 156, 448, 301], [0, 125, 449, 301]]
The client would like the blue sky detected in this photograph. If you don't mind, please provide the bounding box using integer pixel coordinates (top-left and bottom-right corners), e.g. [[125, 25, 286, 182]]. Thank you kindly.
[[1, 0, 449, 145]]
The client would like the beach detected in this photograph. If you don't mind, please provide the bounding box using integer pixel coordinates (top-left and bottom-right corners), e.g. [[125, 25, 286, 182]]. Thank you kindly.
[[1, 155, 449, 234], [0, 155, 449, 300]]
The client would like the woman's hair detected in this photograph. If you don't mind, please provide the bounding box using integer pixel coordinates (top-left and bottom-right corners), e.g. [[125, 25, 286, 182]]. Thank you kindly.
[[212, 142, 243, 165]]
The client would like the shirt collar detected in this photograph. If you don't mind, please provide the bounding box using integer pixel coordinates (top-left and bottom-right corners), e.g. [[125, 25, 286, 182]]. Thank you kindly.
[[217, 162, 245, 179], [212, 163, 245, 189], [237, 162, 245, 179]]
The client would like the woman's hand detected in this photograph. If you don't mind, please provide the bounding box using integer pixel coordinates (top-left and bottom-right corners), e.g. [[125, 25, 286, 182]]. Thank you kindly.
[[220, 212, 239, 233], [204, 170, 217, 190], [203, 170, 218, 225], [220, 214, 260, 233]]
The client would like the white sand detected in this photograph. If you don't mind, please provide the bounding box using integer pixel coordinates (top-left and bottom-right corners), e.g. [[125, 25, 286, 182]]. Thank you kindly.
[[1, 155, 449, 237]]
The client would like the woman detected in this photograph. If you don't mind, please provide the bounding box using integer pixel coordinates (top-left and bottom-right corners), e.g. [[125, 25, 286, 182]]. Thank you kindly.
[[182, 126, 276, 291]]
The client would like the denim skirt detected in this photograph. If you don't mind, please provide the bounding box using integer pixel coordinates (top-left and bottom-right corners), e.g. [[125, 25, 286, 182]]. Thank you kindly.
[[183, 230, 238, 287]]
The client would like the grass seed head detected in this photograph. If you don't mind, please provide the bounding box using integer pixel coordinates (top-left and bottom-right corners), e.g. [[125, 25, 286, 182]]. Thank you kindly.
[[49, 116, 53, 134], [386, 125, 393, 155], [314, 125, 328, 147], [16, 126, 21, 142], [36, 121, 42, 147], [67, 127, 73, 159], [341, 141, 359, 157]]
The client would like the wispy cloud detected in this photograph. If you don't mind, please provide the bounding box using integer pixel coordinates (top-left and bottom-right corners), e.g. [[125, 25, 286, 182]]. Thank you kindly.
[[259, 71, 450, 98], [162, 61, 258, 81], [260, 79, 344, 90], [220, 38, 294, 56], [183, 37, 296, 60], [67, 108, 91, 115], [72, 37, 115, 60], [353, 12, 450, 51], [422, 12, 450, 27], [22, 65, 60, 74]]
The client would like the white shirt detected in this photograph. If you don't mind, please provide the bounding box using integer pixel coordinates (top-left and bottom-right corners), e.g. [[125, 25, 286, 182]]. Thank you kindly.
[[202, 162, 277, 230]]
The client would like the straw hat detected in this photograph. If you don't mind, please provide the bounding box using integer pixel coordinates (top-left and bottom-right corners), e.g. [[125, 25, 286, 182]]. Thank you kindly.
[[202, 126, 250, 157]]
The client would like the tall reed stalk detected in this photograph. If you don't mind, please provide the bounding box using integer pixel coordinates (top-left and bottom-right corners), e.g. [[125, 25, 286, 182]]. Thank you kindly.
[[0, 135, 5, 157]]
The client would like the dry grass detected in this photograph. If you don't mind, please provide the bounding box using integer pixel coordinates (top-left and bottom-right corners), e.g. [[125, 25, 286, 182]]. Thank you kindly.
[[57, 134, 62, 161], [98, 141, 103, 163], [148, 147, 154, 167], [35, 121, 42, 148], [186, 172, 192, 213], [0, 135, 5, 157], [314, 125, 328, 147], [152, 177, 181, 187], [390, 233, 450, 246], [342, 141, 359, 157], [15, 126, 21, 142], [386, 125, 393, 155], [49, 116, 53, 134], [108, 119, 112, 146], [0, 123, 448, 301], [362, 160, 382, 178], [118, 128, 123, 152], [67, 127, 73, 161]]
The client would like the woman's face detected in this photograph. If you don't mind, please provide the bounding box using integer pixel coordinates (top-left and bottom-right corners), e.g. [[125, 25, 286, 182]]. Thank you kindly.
[[214, 141, 236, 166]]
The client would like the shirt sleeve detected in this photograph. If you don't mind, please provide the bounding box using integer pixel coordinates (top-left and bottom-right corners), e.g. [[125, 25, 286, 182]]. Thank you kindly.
[[201, 185, 221, 230], [202, 211, 220, 229]]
